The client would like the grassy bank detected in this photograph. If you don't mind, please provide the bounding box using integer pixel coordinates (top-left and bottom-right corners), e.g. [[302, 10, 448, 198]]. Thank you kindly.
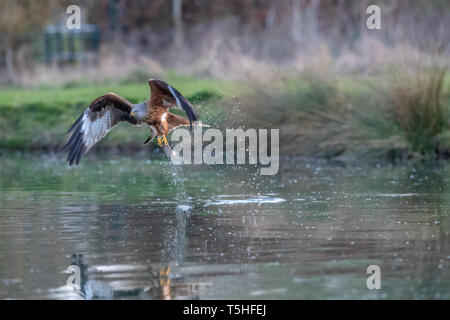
[[1, 66, 449, 162]]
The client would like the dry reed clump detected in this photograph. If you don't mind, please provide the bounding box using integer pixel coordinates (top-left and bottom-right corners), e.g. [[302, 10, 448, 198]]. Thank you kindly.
[[372, 55, 448, 156]]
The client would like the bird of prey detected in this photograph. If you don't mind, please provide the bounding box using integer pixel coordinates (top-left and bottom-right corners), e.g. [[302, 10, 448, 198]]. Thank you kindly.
[[63, 79, 198, 165]]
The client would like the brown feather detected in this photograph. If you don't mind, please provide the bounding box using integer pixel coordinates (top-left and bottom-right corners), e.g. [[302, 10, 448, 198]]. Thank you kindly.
[[148, 79, 198, 129], [149, 81, 175, 107], [167, 112, 190, 130]]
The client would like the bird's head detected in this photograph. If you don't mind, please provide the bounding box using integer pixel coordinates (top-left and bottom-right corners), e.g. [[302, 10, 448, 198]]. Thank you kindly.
[[130, 102, 148, 121]]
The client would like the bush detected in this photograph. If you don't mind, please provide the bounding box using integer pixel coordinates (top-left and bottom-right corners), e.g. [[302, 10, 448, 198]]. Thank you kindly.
[[374, 62, 448, 155]]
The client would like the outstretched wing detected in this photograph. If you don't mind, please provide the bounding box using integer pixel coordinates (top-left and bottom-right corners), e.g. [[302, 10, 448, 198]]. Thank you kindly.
[[148, 79, 198, 128], [63, 93, 137, 165]]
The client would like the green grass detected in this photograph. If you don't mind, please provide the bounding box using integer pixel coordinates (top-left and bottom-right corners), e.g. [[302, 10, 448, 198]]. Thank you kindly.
[[0, 74, 239, 150]]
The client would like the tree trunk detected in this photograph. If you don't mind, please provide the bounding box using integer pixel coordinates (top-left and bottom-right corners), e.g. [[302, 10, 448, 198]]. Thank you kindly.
[[308, 0, 319, 43], [172, 0, 184, 49], [265, 3, 277, 31], [291, 0, 302, 44]]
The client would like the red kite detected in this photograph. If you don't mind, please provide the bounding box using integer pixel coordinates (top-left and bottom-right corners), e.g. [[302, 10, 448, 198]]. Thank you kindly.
[[63, 79, 198, 165]]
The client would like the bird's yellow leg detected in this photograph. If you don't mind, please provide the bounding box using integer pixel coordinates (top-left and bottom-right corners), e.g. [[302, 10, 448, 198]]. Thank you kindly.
[[157, 136, 168, 147]]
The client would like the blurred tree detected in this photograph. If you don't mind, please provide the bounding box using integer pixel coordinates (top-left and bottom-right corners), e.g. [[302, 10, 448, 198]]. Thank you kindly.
[[0, 0, 448, 82], [0, 0, 62, 81], [172, 0, 184, 49], [291, 0, 302, 44]]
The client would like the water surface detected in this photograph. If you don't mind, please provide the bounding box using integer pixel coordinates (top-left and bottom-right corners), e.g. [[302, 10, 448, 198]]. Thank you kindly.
[[0, 152, 449, 299]]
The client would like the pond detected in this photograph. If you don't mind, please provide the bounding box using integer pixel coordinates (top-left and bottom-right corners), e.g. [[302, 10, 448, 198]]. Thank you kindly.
[[0, 152, 449, 299]]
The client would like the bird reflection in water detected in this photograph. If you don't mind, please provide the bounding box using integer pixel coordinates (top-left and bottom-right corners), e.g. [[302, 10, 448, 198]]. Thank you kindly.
[[66, 207, 210, 299], [66, 254, 202, 300], [159, 265, 172, 300]]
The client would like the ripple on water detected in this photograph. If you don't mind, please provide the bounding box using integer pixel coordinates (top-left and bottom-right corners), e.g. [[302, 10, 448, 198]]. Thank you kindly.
[[206, 194, 286, 206]]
